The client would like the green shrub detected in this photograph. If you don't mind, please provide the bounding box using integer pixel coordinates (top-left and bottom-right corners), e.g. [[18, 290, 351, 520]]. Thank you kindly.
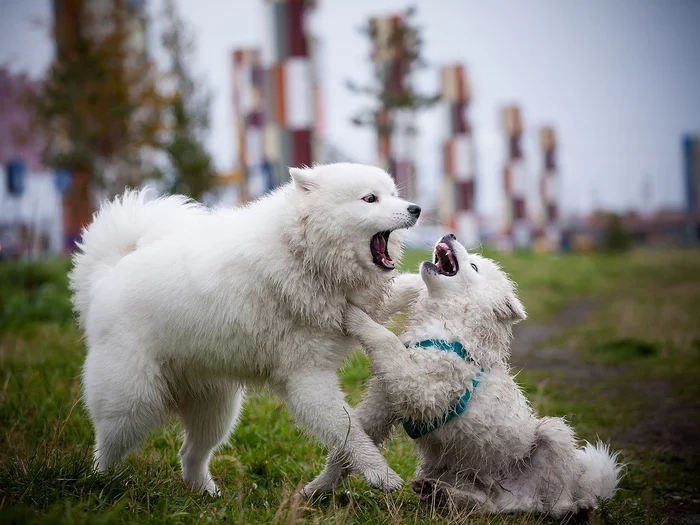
[[0, 259, 74, 332]]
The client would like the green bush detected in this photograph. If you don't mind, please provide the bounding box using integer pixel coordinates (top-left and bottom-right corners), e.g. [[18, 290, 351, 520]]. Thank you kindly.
[[601, 213, 633, 252], [0, 259, 74, 332]]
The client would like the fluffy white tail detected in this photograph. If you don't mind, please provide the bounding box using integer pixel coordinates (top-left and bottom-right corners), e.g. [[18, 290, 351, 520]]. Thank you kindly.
[[578, 441, 623, 501], [69, 189, 205, 327]]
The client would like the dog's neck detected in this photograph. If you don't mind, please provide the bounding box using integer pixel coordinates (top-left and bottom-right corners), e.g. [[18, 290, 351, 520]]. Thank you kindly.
[[269, 191, 396, 327], [402, 296, 514, 370]]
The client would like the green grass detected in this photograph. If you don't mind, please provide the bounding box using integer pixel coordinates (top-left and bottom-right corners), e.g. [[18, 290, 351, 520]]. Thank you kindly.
[[1, 249, 699, 524]]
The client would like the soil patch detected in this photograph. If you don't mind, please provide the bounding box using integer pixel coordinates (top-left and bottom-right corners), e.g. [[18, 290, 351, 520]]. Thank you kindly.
[[510, 298, 700, 521]]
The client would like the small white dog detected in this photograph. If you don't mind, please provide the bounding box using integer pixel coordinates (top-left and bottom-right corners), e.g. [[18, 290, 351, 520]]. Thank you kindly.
[[307, 234, 621, 518], [70, 163, 425, 495]]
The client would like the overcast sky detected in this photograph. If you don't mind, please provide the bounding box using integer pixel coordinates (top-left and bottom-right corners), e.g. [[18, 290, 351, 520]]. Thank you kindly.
[[2, 0, 700, 218]]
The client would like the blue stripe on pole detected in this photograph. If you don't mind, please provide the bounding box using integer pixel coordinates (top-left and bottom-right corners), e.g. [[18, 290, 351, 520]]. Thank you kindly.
[[683, 135, 697, 214], [54, 169, 73, 195], [6, 160, 26, 197]]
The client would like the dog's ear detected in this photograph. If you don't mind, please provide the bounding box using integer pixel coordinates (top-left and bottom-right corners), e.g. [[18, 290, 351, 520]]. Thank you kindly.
[[494, 293, 527, 323], [290, 167, 317, 193]]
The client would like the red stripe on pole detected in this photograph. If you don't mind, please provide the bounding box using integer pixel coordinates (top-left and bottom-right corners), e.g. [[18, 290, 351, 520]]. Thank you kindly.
[[272, 63, 286, 125], [292, 128, 312, 167], [288, 0, 307, 57], [457, 180, 474, 212]]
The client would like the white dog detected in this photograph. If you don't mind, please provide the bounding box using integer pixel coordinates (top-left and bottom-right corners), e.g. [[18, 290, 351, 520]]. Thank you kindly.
[[307, 234, 621, 518], [70, 163, 425, 495]]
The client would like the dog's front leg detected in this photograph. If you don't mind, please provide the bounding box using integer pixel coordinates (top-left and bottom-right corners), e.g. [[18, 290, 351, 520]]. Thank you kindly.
[[345, 305, 478, 421], [380, 273, 424, 321], [302, 377, 399, 496], [281, 368, 402, 496]]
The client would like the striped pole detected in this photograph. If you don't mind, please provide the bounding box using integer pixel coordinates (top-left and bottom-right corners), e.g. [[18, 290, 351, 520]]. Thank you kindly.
[[539, 126, 560, 251], [370, 14, 416, 200], [439, 64, 478, 246], [263, 0, 317, 188], [502, 105, 530, 250], [232, 48, 269, 200]]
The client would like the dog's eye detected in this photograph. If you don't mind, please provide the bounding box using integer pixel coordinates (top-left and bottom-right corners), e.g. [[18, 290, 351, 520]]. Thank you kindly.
[[362, 194, 377, 203], [470, 263, 478, 273]]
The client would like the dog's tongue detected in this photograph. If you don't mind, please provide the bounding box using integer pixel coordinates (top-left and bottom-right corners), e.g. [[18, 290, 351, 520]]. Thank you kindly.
[[372, 234, 394, 270]]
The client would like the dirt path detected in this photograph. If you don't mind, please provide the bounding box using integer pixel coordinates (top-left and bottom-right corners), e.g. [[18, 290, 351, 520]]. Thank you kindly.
[[510, 298, 625, 381], [510, 300, 700, 523]]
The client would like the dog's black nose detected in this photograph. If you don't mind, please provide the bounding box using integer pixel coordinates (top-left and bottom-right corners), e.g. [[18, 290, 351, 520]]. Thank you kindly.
[[448, 233, 456, 240], [407, 204, 421, 218]]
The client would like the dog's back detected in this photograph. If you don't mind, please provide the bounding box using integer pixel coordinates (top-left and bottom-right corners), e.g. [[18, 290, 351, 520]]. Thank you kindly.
[[70, 190, 205, 328]]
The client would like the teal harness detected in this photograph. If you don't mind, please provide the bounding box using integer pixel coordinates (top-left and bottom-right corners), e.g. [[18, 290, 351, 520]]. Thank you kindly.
[[401, 339, 484, 440]]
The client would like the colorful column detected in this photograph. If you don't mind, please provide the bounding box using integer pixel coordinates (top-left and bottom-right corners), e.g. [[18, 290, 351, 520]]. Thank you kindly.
[[370, 14, 416, 200], [439, 64, 478, 246], [232, 48, 269, 200], [502, 105, 530, 250], [683, 135, 700, 243], [263, 0, 317, 188], [539, 126, 560, 251]]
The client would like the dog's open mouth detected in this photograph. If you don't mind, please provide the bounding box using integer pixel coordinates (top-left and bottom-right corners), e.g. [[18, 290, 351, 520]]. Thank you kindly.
[[371, 231, 394, 271], [428, 240, 459, 276]]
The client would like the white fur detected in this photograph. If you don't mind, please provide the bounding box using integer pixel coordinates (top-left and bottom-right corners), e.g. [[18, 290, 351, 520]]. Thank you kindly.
[[308, 236, 622, 517], [70, 163, 425, 495]]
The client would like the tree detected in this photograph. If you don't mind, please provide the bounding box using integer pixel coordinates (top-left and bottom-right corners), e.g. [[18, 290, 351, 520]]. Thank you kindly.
[[27, 0, 167, 248], [29, 0, 166, 194], [156, 0, 215, 200], [347, 6, 439, 139]]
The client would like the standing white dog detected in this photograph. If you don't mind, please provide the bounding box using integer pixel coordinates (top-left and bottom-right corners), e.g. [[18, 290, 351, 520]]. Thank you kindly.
[[70, 163, 424, 495], [308, 235, 621, 518]]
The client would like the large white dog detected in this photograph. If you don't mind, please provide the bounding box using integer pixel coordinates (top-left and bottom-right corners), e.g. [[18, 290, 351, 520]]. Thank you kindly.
[[308, 235, 621, 518], [70, 163, 424, 495]]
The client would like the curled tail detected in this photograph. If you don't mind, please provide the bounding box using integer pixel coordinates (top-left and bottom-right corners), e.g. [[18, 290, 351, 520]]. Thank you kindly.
[[577, 441, 623, 502], [69, 189, 205, 327]]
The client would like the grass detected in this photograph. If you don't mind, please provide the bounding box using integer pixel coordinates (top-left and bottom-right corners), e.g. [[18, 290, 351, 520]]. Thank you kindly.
[[1, 249, 699, 524]]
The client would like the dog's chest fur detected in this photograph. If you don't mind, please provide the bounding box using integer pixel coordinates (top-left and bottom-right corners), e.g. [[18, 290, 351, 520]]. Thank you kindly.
[[399, 317, 538, 476]]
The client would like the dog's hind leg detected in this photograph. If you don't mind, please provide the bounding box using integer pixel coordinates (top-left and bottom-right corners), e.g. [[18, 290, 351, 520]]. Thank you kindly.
[[411, 478, 496, 513], [86, 354, 168, 472], [303, 377, 398, 496], [283, 368, 402, 495], [175, 381, 245, 495]]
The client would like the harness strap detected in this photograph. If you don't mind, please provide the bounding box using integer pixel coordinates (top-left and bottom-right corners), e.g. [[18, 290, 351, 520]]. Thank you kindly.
[[401, 339, 483, 440]]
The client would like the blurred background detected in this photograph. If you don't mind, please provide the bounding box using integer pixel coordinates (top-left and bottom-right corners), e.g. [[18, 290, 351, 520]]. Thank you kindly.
[[1, 0, 699, 259]]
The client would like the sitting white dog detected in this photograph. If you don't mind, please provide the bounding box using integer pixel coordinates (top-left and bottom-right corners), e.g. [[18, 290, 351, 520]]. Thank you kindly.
[[307, 234, 621, 518]]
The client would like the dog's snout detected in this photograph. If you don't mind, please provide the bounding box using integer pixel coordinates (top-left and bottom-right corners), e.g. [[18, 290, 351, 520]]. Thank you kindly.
[[448, 233, 456, 240], [407, 204, 421, 219]]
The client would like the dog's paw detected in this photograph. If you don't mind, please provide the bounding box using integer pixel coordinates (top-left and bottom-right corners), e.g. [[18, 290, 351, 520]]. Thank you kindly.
[[205, 481, 221, 497], [300, 474, 341, 499], [411, 478, 435, 501], [184, 476, 220, 497], [300, 480, 331, 499], [362, 467, 403, 493]]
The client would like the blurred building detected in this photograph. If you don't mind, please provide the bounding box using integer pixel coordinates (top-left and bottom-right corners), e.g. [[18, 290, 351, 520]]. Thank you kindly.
[[0, 69, 46, 173], [683, 134, 700, 243], [233, 0, 322, 201], [437, 64, 478, 247], [232, 48, 267, 200], [534, 126, 561, 251], [501, 105, 531, 250], [0, 68, 64, 260], [370, 14, 417, 201]]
